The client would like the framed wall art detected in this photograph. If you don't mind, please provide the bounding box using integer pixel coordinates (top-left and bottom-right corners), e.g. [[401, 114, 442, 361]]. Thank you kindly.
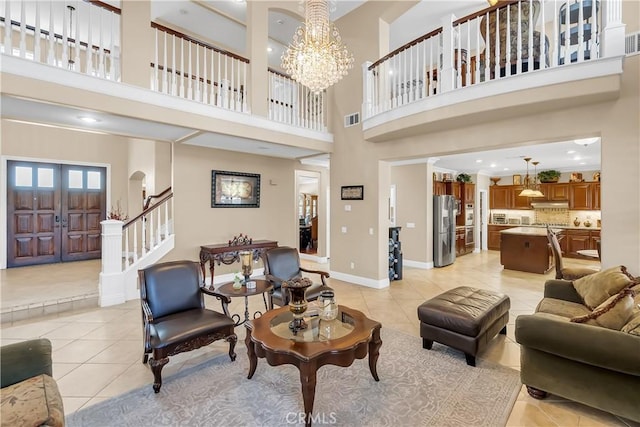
[[211, 170, 261, 208], [512, 174, 522, 185], [341, 185, 364, 200]]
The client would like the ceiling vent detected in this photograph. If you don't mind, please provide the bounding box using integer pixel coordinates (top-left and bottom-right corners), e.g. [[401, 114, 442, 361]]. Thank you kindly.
[[344, 112, 360, 128], [625, 32, 640, 56]]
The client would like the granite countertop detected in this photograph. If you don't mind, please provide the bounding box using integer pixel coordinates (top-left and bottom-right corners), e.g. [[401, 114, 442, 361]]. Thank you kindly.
[[500, 227, 563, 236], [489, 223, 601, 231]]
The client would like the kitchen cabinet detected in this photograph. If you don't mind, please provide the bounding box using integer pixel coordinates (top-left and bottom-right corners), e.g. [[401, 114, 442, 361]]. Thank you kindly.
[[500, 227, 554, 274], [464, 183, 475, 204], [591, 182, 601, 209], [490, 186, 511, 209], [566, 229, 591, 256], [433, 180, 447, 196], [447, 182, 462, 200], [511, 186, 532, 209], [455, 227, 466, 257], [570, 183, 592, 209], [488, 225, 514, 250], [542, 183, 570, 201]]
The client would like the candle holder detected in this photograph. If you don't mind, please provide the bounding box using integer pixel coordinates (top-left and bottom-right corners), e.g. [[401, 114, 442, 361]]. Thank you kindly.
[[239, 250, 253, 285], [282, 277, 313, 333]]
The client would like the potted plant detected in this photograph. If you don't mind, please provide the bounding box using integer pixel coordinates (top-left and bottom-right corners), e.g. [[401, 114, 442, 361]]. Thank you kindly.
[[456, 173, 472, 183], [538, 170, 561, 183]]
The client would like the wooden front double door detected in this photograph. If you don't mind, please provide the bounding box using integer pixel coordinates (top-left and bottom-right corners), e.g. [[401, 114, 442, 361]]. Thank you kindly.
[[7, 161, 106, 267]]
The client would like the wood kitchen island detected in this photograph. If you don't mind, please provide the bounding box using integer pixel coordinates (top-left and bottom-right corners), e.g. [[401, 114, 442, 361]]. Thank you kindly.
[[500, 227, 561, 274]]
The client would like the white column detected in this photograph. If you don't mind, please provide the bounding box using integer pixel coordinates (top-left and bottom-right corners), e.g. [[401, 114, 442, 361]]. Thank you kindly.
[[99, 219, 126, 307], [440, 14, 456, 93], [601, 0, 625, 58]]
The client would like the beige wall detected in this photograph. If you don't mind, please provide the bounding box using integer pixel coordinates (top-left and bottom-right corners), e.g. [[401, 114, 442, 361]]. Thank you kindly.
[[168, 143, 298, 276], [391, 163, 428, 264], [1, 119, 129, 214], [330, 2, 640, 282]]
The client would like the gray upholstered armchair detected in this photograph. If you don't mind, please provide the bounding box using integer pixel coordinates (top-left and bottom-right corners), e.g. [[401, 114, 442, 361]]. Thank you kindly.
[[264, 246, 332, 308], [139, 260, 237, 393]]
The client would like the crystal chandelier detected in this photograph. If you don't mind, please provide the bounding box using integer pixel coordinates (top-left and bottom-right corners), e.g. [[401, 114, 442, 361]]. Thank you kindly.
[[281, 0, 354, 94]]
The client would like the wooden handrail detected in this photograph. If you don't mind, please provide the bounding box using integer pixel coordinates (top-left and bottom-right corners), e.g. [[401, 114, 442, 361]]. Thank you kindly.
[[369, 27, 443, 70], [453, 0, 520, 25], [0, 17, 112, 54], [143, 187, 172, 210], [151, 22, 250, 64], [123, 192, 173, 230], [85, 0, 121, 15], [150, 63, 245, 93], [268, 67, 292, 80]]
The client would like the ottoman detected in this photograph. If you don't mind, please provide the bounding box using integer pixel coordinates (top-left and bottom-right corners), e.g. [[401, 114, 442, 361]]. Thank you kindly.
[[417, 286, 510, 366]]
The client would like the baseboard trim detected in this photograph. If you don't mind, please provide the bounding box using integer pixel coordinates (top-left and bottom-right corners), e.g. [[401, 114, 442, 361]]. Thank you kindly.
[[329, 271, 389, 289], [299, 253, 328, 263], [403, 260, 433, 269]]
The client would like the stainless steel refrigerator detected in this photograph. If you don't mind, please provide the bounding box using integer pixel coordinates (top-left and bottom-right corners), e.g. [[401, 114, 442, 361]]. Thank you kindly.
[[433, 195, 456, 267]]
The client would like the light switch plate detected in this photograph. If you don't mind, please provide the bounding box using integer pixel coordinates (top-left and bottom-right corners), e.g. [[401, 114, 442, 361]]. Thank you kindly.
[[341, 226, 347, 233], [344, 205, 351, 211]]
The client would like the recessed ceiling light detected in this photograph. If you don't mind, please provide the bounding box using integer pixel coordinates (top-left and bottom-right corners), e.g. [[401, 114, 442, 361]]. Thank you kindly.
[[490, 163, 496, 168], [573, 156, 581, 160], [579, 162, 586, 165], [267, 47, 273, 52], [78, 116, 99, 123], [475, 159, 482, 163], [276, 19, 284, 25], [574, 137, 599, 146], [503, 168, 509, 171], [567, 150, 576, 154]]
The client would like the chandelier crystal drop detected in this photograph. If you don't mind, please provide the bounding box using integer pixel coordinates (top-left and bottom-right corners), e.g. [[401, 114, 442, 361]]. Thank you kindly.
[[281, 0, 354, 94]]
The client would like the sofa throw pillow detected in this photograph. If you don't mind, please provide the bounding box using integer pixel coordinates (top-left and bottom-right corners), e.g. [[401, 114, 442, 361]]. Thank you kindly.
[[572, 265, 633, 309], [621, 308, 640, 336], [570, 288, 635, 330]]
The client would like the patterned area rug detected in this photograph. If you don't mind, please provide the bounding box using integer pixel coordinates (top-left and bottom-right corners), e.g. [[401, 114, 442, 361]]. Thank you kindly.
[[67, 329, 520, 426]]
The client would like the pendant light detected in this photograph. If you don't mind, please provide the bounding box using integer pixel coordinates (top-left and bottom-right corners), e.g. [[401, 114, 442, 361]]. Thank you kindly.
[[518, 157, 535, 197], [530, 161, 545, 198]]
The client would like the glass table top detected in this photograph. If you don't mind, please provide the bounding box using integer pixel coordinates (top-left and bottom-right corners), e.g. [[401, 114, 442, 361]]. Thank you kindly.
[[270, 309, 355, 342]]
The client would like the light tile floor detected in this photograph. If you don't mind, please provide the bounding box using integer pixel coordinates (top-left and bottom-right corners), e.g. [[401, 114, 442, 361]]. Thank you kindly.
[[1, 252, 638, 426]]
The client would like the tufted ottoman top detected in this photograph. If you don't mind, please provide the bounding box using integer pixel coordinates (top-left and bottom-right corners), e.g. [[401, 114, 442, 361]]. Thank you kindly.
[[418, 286, 511, 337]]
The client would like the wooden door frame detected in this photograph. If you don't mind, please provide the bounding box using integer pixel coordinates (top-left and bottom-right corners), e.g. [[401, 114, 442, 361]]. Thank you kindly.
[[1, 155, 112, 269]]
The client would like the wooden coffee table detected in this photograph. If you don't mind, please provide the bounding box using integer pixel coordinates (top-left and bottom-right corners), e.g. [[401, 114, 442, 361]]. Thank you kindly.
[[245, 305, 382, 427]]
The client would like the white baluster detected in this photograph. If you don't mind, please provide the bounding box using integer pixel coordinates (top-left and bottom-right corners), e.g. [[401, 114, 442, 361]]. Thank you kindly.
[[171, 34, 177, 95], [484, 12, 491, 79], [242, 61, 247, 112], [133, 222, 138, 262], [540, 0, 547, 69], [149, 210, 154, 248], [164, 199, 169, 240], [107, 10, 114, 79], [475, 17, 480, 83], [209, 48, 214, 104], [195, 43, 200, 102], [3, 0, 11, 56], [179, 37, 185, 98], [494, 8, 500, 78], [162, 30, 168, 93], [34, 2, 41, 62], [527, 0, 533, 71], [75, 2, 81, 72], [187, 40, 192, 99], [466, 19, 471, 86], [62, 2, 69, 65], [552, 0, 559, 67], [216, 51, 221, 105], [156, 207, 161, 244], [153, 28, 158, 91], [85, 5, 93, 74], [141, 216, 146, 256], [202, 46, 207, 104], [563, 0, 570, 65], [19, 0, 26, 57], [98, 10, 105, 77], [124, 227, 130, 268], [578, 0, 585, 61]]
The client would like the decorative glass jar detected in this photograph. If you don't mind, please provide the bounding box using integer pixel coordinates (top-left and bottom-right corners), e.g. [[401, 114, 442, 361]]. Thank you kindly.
[[318, 290, 338, 321]]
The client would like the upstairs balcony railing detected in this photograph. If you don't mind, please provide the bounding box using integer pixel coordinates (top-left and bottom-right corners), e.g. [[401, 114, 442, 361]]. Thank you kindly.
[[150, 23, 249, 113], [268, 68, 327, 132], [363, 0, 622, 120], [0, 0, 120, 80]]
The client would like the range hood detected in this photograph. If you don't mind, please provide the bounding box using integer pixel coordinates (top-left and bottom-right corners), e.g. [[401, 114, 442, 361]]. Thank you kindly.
[[530, 201, 569, 209]]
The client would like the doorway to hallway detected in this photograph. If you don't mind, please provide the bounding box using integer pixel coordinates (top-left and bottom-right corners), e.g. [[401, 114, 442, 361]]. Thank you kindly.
[[6, 160, 106, 267]]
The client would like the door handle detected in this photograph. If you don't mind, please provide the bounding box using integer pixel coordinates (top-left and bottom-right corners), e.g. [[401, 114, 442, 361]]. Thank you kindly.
[[61, 217, 67, 228]]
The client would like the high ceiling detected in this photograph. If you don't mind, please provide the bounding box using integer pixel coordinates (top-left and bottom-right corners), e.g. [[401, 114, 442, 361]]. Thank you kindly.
[[3, 1, 603, 171]]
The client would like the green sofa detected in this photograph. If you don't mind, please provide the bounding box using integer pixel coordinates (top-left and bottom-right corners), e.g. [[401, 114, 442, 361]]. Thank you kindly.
[[0, 338, 65, 426], [516, 279, 640, 422]]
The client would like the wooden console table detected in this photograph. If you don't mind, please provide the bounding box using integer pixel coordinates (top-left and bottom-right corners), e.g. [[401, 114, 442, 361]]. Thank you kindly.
[[199, 236, 278, 286]]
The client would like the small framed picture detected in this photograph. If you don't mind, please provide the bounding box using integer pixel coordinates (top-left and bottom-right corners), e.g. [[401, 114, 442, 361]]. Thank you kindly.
[[570, 172, 583, 182], [341, 185, 364, 200], [512, 174, 522, 185]]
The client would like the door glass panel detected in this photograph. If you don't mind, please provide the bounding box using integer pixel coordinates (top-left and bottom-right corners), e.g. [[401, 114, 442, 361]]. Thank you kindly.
[[37, 168, 54, 188], [87, 171, 101, 189], [68, 170, 83, 189], [15, 166, 33, 187]]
